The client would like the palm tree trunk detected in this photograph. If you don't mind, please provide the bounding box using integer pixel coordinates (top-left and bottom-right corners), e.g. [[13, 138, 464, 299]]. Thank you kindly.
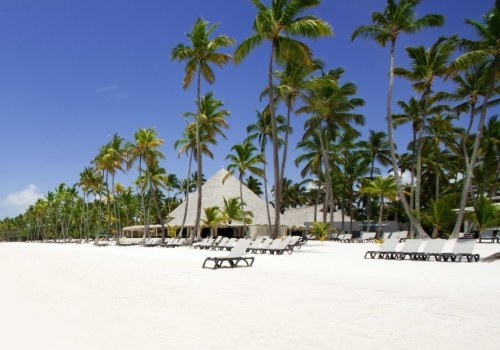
[[138, 156, 149, 240], [151, 186, 166, 243], [279, 100, 292, 196], [178, 150, 193, 239], [262, 150, 272, 235], [451, 62, 497, 237], [386, 39, 428, 238], [193, 69, 203, 243], [239, 178, 246, 237], [415, 88, 430, 223], [319, 134, 335, 230], [377, 201, 384, 239], [269, 42, 281, 239]]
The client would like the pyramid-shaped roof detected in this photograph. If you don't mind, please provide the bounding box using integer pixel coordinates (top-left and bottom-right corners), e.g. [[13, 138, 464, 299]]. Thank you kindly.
[[168, 168, 281, 226]]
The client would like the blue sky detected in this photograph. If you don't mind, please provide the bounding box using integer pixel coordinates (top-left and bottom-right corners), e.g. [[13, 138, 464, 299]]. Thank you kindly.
[[0, 0, 494, 218]]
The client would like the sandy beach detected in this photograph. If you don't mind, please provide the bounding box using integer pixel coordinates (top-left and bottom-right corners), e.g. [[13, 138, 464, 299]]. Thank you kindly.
[[0, 241, 499, 350]]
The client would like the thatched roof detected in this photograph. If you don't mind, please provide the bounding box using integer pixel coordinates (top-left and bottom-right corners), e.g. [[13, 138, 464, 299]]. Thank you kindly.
[[168, 168, 281, 226], [281, 206, 351, 228]]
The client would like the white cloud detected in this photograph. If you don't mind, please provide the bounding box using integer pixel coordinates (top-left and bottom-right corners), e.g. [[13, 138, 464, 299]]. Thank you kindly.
[[96, 85, 119, 93], [388, 170, 413, 185], [1, 184, 43, 218]]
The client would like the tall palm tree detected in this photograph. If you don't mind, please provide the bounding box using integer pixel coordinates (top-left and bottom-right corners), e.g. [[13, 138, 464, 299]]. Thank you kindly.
[[352, 0, 444, 238], [421, 113, 461, 201], [93, 134, 127, 239], [225, 141, 264, 236], [234, 0, 332, 238], [127, 128, 164, 239], [182, 92, 229, 242], [394, 35, 458, 220], [271, 59, 322, 189], [300, 68, 365, 228], [450, 1, 500, 237], [171, 18, 234, 241], [444, 62, 498, 166], [360, 176, 398, 238], [246, 109, 286, 234], [138, 163, 169, 242], [78, 166, 97, 241], [478, 116, 500, 197], [359, 130, 392, 227]]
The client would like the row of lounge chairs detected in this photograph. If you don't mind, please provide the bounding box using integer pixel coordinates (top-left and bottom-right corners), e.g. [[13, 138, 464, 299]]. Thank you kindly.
[[365, 238, 480, 262], [194, 236, 303, 254], [333, 231, 409, 243], [202, 236, 303, 269]]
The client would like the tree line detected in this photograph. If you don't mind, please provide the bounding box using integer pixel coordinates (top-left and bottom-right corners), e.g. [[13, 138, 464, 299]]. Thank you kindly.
[[1, 0, 499, 242]]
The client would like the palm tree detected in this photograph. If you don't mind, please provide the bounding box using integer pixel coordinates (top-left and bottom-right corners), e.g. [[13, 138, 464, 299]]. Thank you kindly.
[[359, 130, 392, 226], [421, 113, 461, 201], [450, 2, 500, 237], [127, 128, 164, 239], [479, 116, 500, 197], [444, 62, 498, 167], [93, 134, 127, 239], [420, 198, 456, 238], [78, 166, 98, 241], [221, 197, 254, 228], [182, 92, 229, 242], [140, 163, 169, 242], [202, 206, 223, 238], [245, 175, 263, 196], [394, 35, 458, 220], [234, 0, 332, 238], [352, 0, 444, 238], [272, 59, 323, 190], [469, 195, 500, 236], [246, 109, 286, 234], [300, 68, 365, 228], [171, 18, 234, 241], [225, 141, 264, 237], [360, 176, 398, 239]]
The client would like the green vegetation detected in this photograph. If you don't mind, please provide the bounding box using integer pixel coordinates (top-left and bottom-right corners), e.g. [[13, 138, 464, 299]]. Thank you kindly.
[[1, 1, 499, 242]]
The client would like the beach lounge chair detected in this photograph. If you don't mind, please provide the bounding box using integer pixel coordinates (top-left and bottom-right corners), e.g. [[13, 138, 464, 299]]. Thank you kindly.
[[396, 239, 424, 260], [396, 231, 408, 242], [335, 234, 346, 241], [355, 232, 376, 243], [479, 230, 495, 243], [164, 238, 186, 248], [338, 233, 353, 243], [193, 238, 215, 249], [287, 236, 302, 250], [211, 237, 229, 250], [249, 238, 274, 254], [413, 239, 447, 261], [191, 237, 210, 249], [216, 238, 238, 251], [260, 236, 294, 255], [202, 239, 255, 269], [438, 239, 480, 262], [382, 232, 392, 240], [142, 238, 162, 247], [364, 239, 399, 259]]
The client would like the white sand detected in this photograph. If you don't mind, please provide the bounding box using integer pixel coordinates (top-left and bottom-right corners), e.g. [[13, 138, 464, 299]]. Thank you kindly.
[[0, 241, 499, 350]]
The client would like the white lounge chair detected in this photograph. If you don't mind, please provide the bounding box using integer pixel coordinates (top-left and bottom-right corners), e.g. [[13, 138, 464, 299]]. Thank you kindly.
[[202, 239, 254, 269], [438, 239, 480, 262], [413, 239, 447, 261], [364, 239, 399, 259], [396, 239, 424, 260]]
